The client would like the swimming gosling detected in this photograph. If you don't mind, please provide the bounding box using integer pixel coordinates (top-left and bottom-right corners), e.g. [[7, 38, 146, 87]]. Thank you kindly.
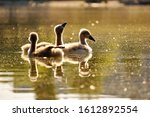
[[25, 32, 61, 58], [21, 35, 52, 55], [21, 22, 67, 55], [63, 28, 95, 55]]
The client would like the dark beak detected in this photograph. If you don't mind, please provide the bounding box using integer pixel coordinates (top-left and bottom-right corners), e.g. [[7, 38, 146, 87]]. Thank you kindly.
[[89, 35, 95, 42], [61, 22, 67, 28]]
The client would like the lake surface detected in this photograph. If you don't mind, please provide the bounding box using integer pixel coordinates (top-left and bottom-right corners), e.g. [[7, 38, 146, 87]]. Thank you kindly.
[[0, 4, 150, 100]]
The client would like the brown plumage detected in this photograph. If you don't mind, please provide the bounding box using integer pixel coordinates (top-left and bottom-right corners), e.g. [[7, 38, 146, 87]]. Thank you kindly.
[[21, 22, 67, 55], [63, 28, 95, 63], [23, 23, 67, 58]]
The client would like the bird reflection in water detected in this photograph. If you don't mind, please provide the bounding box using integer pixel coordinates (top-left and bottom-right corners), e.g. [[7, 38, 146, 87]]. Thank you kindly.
[[22, 54, 64, 82], [21, 45, 99, 99], [79, 61, 91, 78], [63, 49, 93, 77], [71, 54, 97, 95], [28, 58, 38, 82]]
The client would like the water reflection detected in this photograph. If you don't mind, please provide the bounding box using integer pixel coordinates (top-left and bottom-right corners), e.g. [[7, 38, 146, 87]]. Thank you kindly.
[[33, 67, 57, 100], [21, 54, 64, 81], [22, 56, 60, 100], [54, 66, 64, 79], [28, 58, 38, 82], [79, 61, 91, 77], [33, 53, 92, 80], [20, 46, 97, 99]]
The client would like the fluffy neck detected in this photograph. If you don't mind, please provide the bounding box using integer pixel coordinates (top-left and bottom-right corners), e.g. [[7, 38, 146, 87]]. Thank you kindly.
[[79, 34, 88, 45], [55, 33, 64, 46], [28, 41, 36, 56]]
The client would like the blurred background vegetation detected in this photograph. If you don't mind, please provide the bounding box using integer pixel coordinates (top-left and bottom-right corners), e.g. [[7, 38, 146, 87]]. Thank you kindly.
[[0, 0, 150, 5]]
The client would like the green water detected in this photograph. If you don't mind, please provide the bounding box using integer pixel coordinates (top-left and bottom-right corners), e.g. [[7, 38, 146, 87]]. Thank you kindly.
[[0, 5, 150, 99]]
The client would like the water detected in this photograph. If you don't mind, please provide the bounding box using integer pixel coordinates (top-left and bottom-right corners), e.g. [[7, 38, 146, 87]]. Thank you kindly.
[[0, 5, 150, 100]]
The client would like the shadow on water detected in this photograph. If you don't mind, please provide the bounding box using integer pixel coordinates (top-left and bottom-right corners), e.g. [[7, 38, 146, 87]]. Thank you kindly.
[[0, 5, 150, 99]]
